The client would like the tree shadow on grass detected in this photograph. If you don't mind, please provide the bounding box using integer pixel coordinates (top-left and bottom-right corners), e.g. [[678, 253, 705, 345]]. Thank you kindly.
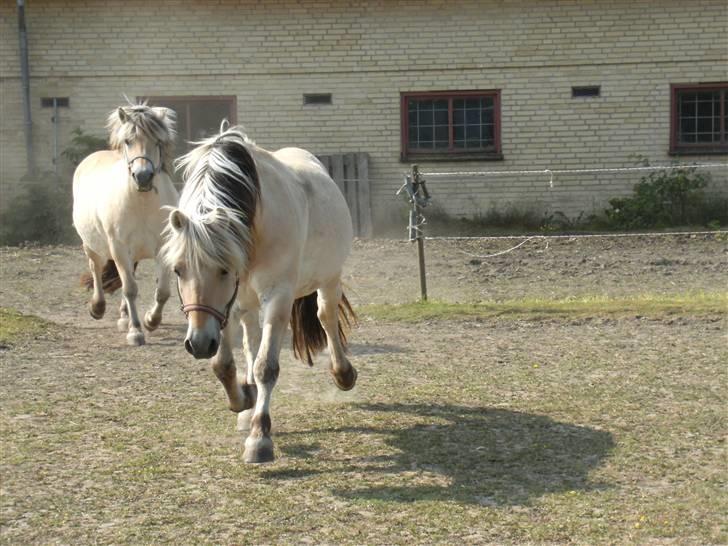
[[273, 403, 615, 506]]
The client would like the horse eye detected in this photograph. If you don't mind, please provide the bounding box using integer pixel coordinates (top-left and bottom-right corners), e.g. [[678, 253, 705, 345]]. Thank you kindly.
[[173, 268, 181, 277], [220, 269, 228, 276]]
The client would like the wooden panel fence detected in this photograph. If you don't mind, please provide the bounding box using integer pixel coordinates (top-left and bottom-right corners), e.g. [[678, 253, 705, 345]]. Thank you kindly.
[[317, 152, 372, 238]]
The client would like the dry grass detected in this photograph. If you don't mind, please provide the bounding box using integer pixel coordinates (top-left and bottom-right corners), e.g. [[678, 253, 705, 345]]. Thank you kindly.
[[1, 299, 726, 544]]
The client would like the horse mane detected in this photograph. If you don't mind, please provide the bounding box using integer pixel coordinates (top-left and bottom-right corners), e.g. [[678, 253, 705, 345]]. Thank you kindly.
[[106, 101, 177, 175], [161, 124, 260, 275]]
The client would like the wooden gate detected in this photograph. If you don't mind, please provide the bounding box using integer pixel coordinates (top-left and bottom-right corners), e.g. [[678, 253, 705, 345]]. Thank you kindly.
[[317, 153, 372, 238]]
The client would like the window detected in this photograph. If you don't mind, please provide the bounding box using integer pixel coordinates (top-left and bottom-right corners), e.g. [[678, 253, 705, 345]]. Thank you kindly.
[[142, 96, 237, 158], [401, 91, 502, 161], [670, 83, 728, 155]]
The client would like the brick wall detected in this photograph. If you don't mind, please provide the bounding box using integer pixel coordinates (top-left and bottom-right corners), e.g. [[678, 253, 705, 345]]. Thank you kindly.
[[1, 0, 726, 230]]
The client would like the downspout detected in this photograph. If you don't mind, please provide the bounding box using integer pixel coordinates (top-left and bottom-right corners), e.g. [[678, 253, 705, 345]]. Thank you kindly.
[[17, 0, 35, 176]]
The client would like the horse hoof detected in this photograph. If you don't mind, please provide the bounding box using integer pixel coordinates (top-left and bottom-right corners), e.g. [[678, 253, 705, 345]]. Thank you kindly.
[[89, 301, 106, 320], [244, 436, 275, 464], [236, 409, 253, 432], [143, 312, 161, 332], [126, 331, 145, 346], [332, 365, 357, 391], [117, 317, 129, 332]]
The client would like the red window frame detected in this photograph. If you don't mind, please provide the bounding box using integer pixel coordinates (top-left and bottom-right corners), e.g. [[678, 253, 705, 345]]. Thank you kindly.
[[401, 90, 502, 161], [670, 83, 728, 155]]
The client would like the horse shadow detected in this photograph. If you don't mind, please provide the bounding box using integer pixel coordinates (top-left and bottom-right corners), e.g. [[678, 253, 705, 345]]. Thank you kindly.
[[271, 403, 614, 506]]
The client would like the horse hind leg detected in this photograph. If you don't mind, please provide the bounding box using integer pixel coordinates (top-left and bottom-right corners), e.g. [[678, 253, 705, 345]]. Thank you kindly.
[[143, 258, 171, 332], [317, 281, 358, 391], [84, 247, 106, 319]]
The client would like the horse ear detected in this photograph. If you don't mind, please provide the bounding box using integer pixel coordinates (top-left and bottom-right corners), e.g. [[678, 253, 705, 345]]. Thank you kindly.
[[169, 209, 188, 231], [152, 106, 169, 120], [117, 107, 127, 123]]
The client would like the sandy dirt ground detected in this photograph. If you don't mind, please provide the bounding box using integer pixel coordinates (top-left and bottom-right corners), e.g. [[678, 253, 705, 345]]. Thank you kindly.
[[0, 233, 726, 544]]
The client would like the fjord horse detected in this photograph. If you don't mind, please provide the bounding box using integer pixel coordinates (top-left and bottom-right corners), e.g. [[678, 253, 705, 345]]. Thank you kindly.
[[73, 103, 178, 345], [161, 125, 357, 463]]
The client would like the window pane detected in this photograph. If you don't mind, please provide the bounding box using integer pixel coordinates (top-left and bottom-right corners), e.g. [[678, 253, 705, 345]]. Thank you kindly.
[[453, 96, 494, 149], [677, 90, 721, 144], [406, 93, 498, 153], [189, 100, 232, 140]]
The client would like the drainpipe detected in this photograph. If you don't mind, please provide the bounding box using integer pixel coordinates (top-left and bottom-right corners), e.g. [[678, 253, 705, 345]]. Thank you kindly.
[[17, 0, 35, 176]]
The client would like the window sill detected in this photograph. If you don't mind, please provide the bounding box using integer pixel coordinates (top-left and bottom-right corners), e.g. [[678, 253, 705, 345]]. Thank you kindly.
[[669, 147, 728, 156], [400, 152, 504, 162]]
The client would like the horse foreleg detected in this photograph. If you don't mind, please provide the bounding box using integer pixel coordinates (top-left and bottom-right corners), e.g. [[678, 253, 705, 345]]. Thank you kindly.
[[84, 246, 106, 320], [317, 280, 357, 391], [243, 291, 292, 464], [143, 258, 171, 332], [237, 307, 262, 432], [211, 316, 255, 413], [118, 299, 129, 332], [110, 245, 145, 346]]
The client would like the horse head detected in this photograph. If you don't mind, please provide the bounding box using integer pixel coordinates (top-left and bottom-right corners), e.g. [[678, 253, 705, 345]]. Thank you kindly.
[[108, 103, 176, 192]]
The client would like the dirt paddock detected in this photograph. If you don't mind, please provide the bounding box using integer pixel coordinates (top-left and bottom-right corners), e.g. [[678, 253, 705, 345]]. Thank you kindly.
[[1, 233, 726, 544]]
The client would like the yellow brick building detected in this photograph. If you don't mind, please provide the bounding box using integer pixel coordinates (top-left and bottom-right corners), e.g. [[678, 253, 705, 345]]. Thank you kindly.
[[1, 0, 726, 233]]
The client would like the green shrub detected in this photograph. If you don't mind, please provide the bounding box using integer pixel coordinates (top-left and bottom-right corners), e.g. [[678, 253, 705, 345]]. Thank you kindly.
[[62, 127, 107, 167], [604, 165, 715, 229], [0, 171, 78, 246]]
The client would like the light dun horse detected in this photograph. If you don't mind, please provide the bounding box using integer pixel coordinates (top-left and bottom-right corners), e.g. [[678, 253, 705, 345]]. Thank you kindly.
[[161, 125, 357, 463], [73, 104, 178, 346]]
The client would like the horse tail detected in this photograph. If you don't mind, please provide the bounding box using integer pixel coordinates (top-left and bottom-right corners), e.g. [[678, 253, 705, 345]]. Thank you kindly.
[[290, 291, 357, 366], [80, 260, 137, 294]]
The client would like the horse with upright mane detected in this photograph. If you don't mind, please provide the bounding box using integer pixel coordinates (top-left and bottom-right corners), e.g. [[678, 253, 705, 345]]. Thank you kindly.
[[161, 125, 357, 463], [73, 103, 178, 346]]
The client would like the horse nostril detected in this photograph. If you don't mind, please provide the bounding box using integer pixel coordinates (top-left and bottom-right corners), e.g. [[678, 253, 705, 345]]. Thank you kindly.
[[135, 170, 153, 185], [209, 338, 219, 356], [184, 338, 194, 355]]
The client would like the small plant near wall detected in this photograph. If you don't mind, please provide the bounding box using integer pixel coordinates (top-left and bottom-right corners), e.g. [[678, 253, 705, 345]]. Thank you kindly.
[[604, 160, 722, 229], [61, 127, 107, 167], [0, 171, 78, 245], [0, 128, 104, 246]]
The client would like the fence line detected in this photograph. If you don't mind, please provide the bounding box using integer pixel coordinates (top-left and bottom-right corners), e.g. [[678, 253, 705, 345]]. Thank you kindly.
[[421, 163, 728, 178], [426, 230, 728, 241]]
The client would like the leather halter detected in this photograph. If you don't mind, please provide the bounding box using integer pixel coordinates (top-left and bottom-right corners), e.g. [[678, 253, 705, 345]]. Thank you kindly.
[[177, 275, 239, 330], [123, 142, 163, 192]]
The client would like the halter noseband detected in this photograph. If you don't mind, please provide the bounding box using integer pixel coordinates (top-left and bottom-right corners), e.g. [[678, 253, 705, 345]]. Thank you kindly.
[[123, 142, 163, 192], [177, 275, 239, 330]]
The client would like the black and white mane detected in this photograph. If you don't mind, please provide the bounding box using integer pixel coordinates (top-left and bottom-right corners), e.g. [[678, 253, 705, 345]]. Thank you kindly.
[[162, 125, 260, 274]]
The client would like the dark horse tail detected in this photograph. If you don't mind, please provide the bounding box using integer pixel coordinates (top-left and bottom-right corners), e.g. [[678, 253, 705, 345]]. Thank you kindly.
[[290, 291, 356, 366], [80, 260, 136, 294]]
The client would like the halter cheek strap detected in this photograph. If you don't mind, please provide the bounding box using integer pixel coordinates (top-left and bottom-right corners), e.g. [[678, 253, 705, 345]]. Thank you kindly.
[[177, 276, 239, 330]]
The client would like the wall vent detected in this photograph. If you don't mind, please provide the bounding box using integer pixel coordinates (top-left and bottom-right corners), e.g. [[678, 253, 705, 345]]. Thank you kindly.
[[571, 86, 600, 98], [303, 93, 332, 106], [41, 97, 69, 107]]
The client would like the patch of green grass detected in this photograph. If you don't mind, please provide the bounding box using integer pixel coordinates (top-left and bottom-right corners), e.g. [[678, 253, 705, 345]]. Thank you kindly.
[[361, 292, 728, 322], [0, 307, 55, 346]]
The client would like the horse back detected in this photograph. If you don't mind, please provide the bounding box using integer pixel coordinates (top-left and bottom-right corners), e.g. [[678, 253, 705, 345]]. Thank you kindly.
[[260, 147, 353, 294]]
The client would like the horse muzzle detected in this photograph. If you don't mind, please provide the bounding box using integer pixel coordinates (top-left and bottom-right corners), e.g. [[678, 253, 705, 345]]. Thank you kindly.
[[184, 327, 220, 359], [133, 169, 155, 192]]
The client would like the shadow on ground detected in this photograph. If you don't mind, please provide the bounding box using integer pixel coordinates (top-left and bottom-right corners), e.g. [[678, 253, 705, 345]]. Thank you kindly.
[[271, 403, 615, 506]]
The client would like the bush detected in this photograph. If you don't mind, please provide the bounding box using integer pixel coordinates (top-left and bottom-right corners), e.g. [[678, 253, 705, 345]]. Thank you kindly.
[[0, 171, 78, 246], [603, 165, 718, 229], [62, 127, 107, 167]]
